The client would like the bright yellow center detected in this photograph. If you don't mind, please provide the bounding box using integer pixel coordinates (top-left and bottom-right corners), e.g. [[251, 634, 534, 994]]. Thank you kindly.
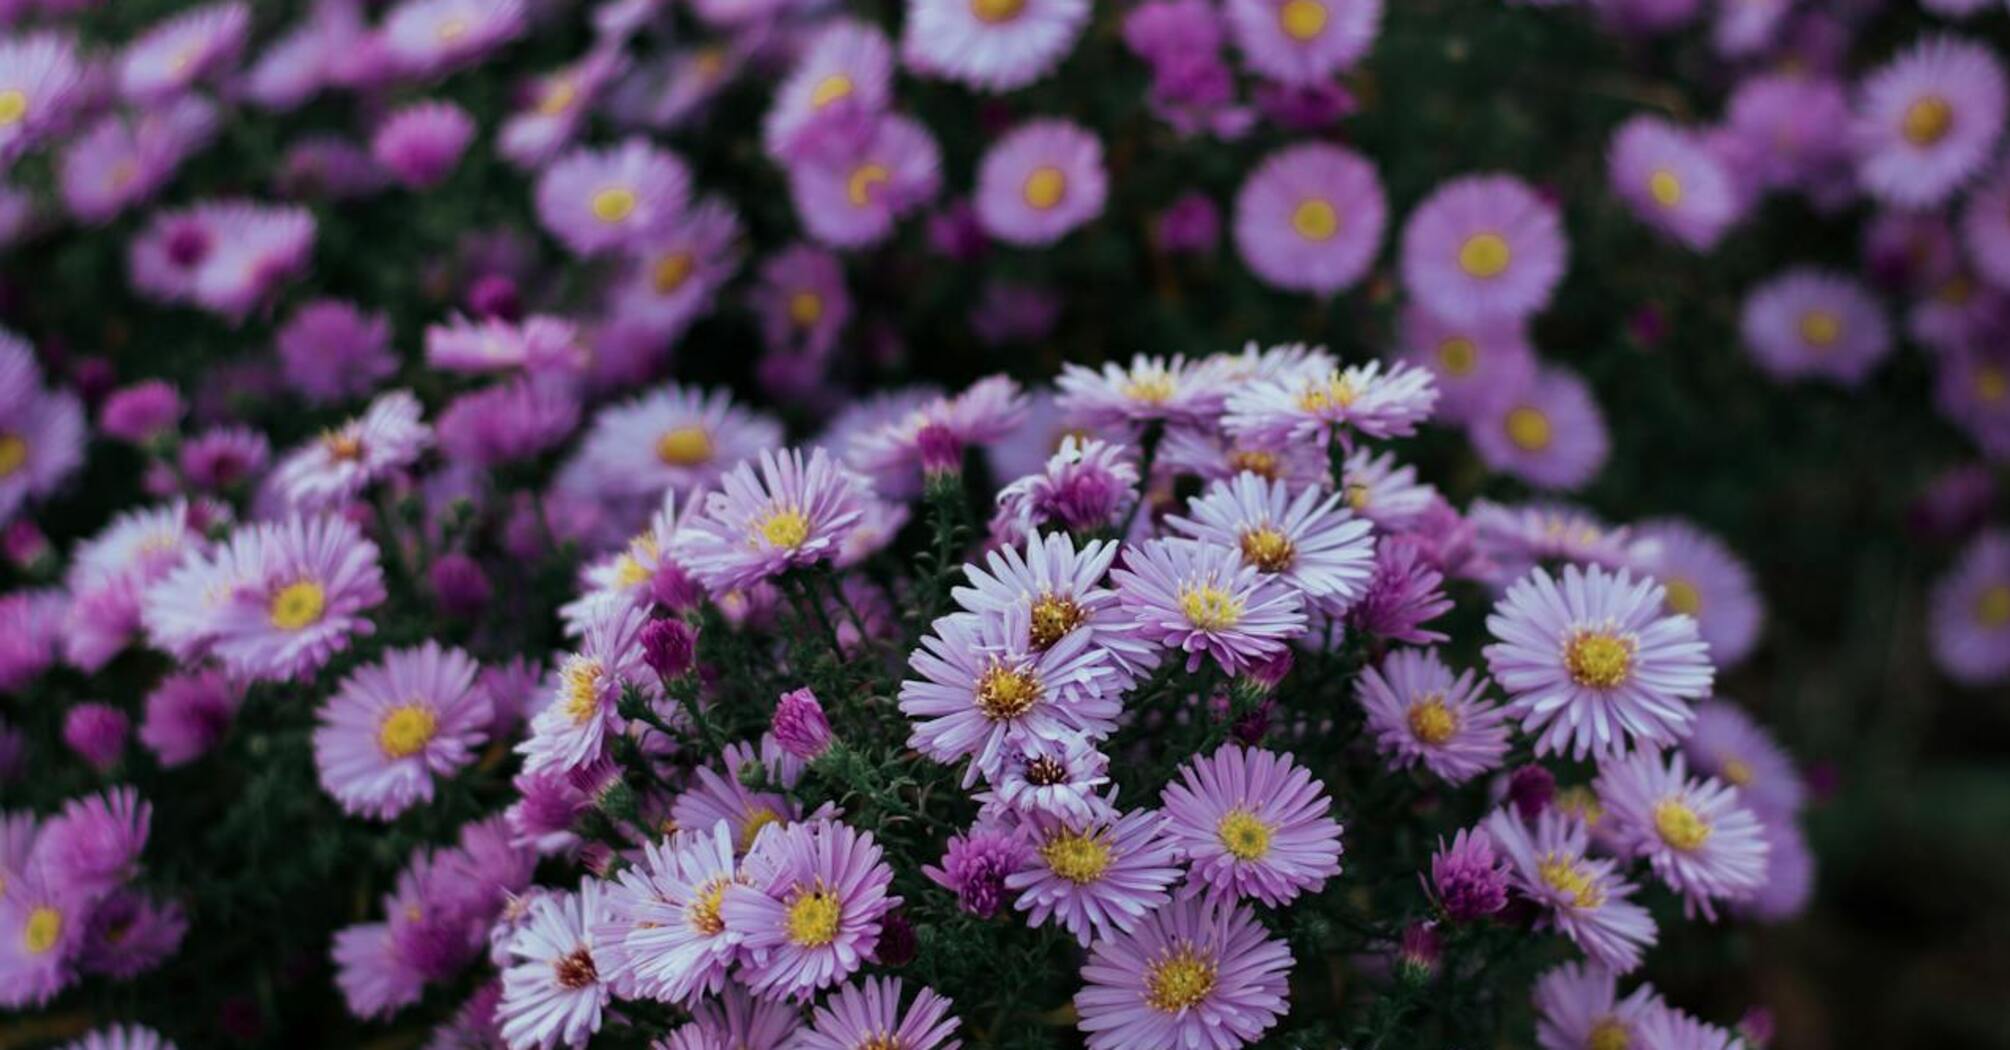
[[789, 291, 824, 326], [847, 163, 890, 207], [785, 887, 841, 947], [1458, 233, 1512, 278], [23, 906, 59, 954], [655, 425, 712, 466], [859, 1037, 902, 1050], [0, 90, 27, 127], [1722, 757, 1754, 787], [1437, 337, 1478, 376], [1564, 630, 1634, 689], [1138, 947, 1217, 1017], [1178, 584, 1244, 630], [1215, 809, 1273, 861], [562, 659, 605, 724], [269, 581, 327, 631], [1798, 309, 1841, 348], [1023, 166, 1066, 210], [1040, 829, 1113, 884], [1296, 374, 1359, 414], [652, 252, 695, 293], [1227, 449, 1280, 478], [970, 0, 1026, 22], [1028, 593, 1086, 649], [1647, 169, 1683, 208], [1976, 584, 2010, 627], [538, 78, 578, 116], [1663, 577, 1702, 616], [810, 73, 853, 109], [1345, 482, 1371, 512], [1122, 373, 1176, 404], [1653, 798, 1712, 852], [0, 433, 26, 477], [1901, 95, 1953, 146], [591, 186, 637, 224], [739, 807, 783, 852], [1504, 406, 1552, 451], [377, 704, 437, 759], [688, 877, 729, 935], [1556, 785, 1604, 826], [1588, 1018, 1632, 1050], [1291, 199, 1338, 241], [1238, 527, 1296, 572], [613, 552, 652, 589], [1538, 854, 1605, 910], [1975, 365, 2007, 403], [975, 664, 1042, 720], [1407, 697, 1457, 745], [757, 509, 811, 549], [1278, 0, 1328, 41]]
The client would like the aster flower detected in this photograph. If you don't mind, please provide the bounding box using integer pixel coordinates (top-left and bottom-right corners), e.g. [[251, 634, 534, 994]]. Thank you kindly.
[[1633, 1003, 1746, 1050], [1006, 804, 1182, 946], [1158, 426, 1329, 492], [1738, 811, 1814, 923], [1342, 536, 1455, 644], [180, 426, 270, 490], [0, 33, 86, 165], [438, 377, 582, 468], [1427, 827, 1509, 922], [573, 384, 783, 501], [315, 643, 492, 821], [1073, 895, 1292, 1050], [751, 243, 852, 360], [673, 983, 801, 1050], [275, 299, 397, 405], [673, 447, 867, 594], [119, 2, 249, 103], [789, 114, 942, 250], [1484, 808, 1657, 973], [901, 0, 1089, 92], [669, 752, 813, 856], [1394, 305, 1535, 424], [1630, 518, 1763, 668], [1232, 142, 1386, 295], [721, 819, 899, 999], [771, 688, 834, 761], [1594, 748, 1768, 919], [373, 100, 477, 190], [1468, 500, 1635, 583], [612, 196, 744, 340], [1485, 563, 1714, 759], [1608, 115, 1740, 252], [1056, 354, 1224, 431], [1723, 72, 1852, 193], [847, 375, 1028, 493], [210, 514, 387, 683], [1112, 538, 1306, 675], [520, 599, 654, 775], [1357, 647, 1511, 784], [1223, 358, 1439, 448], [1683, 699, 1803, 821], [31, 786, 150, 895], [795, 977, 961, 1050], [1467, 366, 1609, 491], [0, 869, 83, 1007], [536, 139, 691, 256], [924, 822, 1031, 918], [59, 99, 218, 225], [1739, 268, 1892, 386], [381, 0, 528, 78], [1166, 473, 1375, 605], [425, 314, 584, 376], [1929, 528, 2010, 685], [0, 387, 85, 527], [1159, 745, 1341, 907], [63, 704, 128, 770], [139, 668, 240, 768], [595, 821, 743, 1005], [1225, 0, 1379, 85], [978, 733, 1116, 825], [270, 389, 434, 511], [763, 19, 893, 162], [1853, 35, 2006, 208], [498, 880, 611, 1050], [1532, 962, 1661, 1050], [1400, 174, 1568, 325], [77, 890, 186, 980], [1338, 447, 1436, 530], [0, 589, 66, 692], [974, 120, 1106, 246], [178, 201, 319, 321]]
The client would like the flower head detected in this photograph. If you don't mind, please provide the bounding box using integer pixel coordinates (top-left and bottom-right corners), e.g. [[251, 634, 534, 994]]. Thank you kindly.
[[1401, 174, 1568, 325], [1485, 808, 1657, 972], [1467, 366, 1609, 492], [1224, 0, 1381, 85], [1428, 827, 1509, 922], [497, 879, 611, 1050], [1112, 538, 1306, 675], [720, 819, 900, 998], [902, 0, 1090, 92], [975, 120, 1106, 246], [1073, 895, 1293, 1050], [1166, 473, 1375, 604], [1006, 805, 1182, 946], [1740, 269, 1891, 386], [536, 139, 691, 256], [1594, 748, 1769, 919], [795, 976, 961, 1050], [209, 514, 387, 683], [1853, 35, 2006, 208], [672, 447, 867, 594], [1930, 529, 2010, 685], [1159, 745, 1343, 907], [1532, 961, 1661, 1050], [1233, 142, 1386, 294], [315, 643, 492, 820], [1357, 647, 1510, 783]]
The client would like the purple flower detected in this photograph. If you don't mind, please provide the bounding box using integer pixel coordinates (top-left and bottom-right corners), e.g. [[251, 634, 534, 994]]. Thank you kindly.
[[1401, 173, 1568, 325], [1608, 115, 1741, 252], [1224, 358, 1439, 448], [924, 823, 1031, 918], [138, 669, 240, 767], [720, 819, 900, 998], [270, 389, 432, 511], [314, 643, 492, 821], [1357, 647, 1509, 783], [672, 447, 867, 594], [1233, 142, 1386, 295], [1740, 268, 1892, 387], [902, 0, 1090, 92], [1112, 538, 1306, 675], [535, 139, 691, 256], [62, 703, 129, 771], [1485, 808, 1656, 973], [787, 114, 942, 249], [496, 879, 610, 1050], [372, 100, 477, 190], [381, 0, 527, 79], [1467, 365, 1610, 491], [1159, 192, 1221, 255], [1057, 353, 1225, 431], [118, 2, 248, 104], [1160, 745, 1342, 907], [1006, 804, 1182, 946], [0, 33, 87, 165], [1073, 895, 1293, 1050], [179, 426, 270, 490], [751, 243, 852, 360], [207, 514, 387, 683], [437, 377, 581, 468], [1166, 472, 1375, 605], [275, 299, 397, 405], [1224, 0, 1380, 85], [1929, 528, 2010, 685], [974, 120, 1106, 246], [1428, 827, 1509, 922], [1532, 961, 1662, 1050], [1594, 748, 1769, 919], [1346, 536, 1454, 644], [1629, 518, 1763, 669], [796, 977, 960, 1050], [593, 821, 742, 1005], [771, 687, 834, 760], [32, 787, 150, 896], [98, 381, 182, 444], [77, 891, 186, 980], [1852, 35, 2007, 208], [763, 19, 893, 161]]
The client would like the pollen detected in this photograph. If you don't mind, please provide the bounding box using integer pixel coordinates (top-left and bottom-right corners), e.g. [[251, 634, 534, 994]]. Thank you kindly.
[[1563, 630, 1634, 689], [785, 887, 842, 946], [561, 658, 606, 724], [1291, 198, 1339, 241], [789, 290, 824, 326], [1024, 755, 1069, 786], [323, 430, 364, 461], [1227, 448, 1280, 479], [687, 877, 729, 935], [1277, 0, 1328, 42], [269, 580, 327, 631], [613, 553, 652, 589], [590, 186, 637, 224], [1978, 584, 2010, 627], [1588, 1018, 1632, 1050], [652, 252, 695, 294], [1457, 232, 1512, 279], [1407, 696, 1457, 745], [975, 664, 1043, 720], [0, 433, 27, 476], [1238, 526, 1296, 573], [1023, 166, 1067, 210], [1121, 373, 1176, 404], [1537, 853, 1605, 910], [377, 704, 438, 759], [1178, 583, 1245, 631], [1040, 829, 1113, 884], [1653, 798, 1712, 852], [847, 163, 890, 207], [1901, 94, 1954, 147], [1028, 593, 1086, 649], [1215, 809, 1273, 861], [655, 424, 713, 466], [1296, 373, 1359, 414], [1798, 309, 1842, 349], [1663, 577, 1702, 617], [1504, 406, 1552, 452], [0, 89, 27, 127], [1556, 785, 1604, 827], [970, 0, 1026, 22], [552, 946, 598, 989], [537, 78, 578, 116], [435, 16, 470, 41], [1144, 945, 1218, 1013], [810, 73, 854, 109], [22, 905, 60, 954], [756, 509, 811, 550], [1437, 337, 1478, 376], [1647, 169, 1683, 208]]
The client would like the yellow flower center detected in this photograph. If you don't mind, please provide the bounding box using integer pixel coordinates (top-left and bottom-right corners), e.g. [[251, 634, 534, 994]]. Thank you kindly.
[[1653, 798, 1712, 852], [1504, 406, 1552, 451], [436, 16, 470, 41], [1215, 809, 1273, 861], [1238, 527, 1296, 573], [1144, 946, 1218, 1012], [688, 877, 729, 935], [810, 73, 853, 109], [0, 433, 27, 477], [789, 290, 824, 327], [1588, 1018, 1633, 1050], [1122, 373, 1176, 404], [785, 887, 842, 946], [1227, 449, 1280, 479], [847, 163, 891, 207], [1798, 309, 1841, 349], [1563, 630, 1634, 689], [1647, 169, 1683, 208], [1040, 829, 1113, 884], [269, 581, 327, 631], [22, 905, 59, 954], [1537, 853, 1605, 909], [1556, 784, 1603, 826], [1028, 593, 1086, 650], [614, 553, 652, 589], [756, 509, 811, 549], [0, 89, 28, 127], [1975, 583, 2010, 627], [652, 252, 695, 294], [1291, 198, 1338, 241], [323, 430, 364, 461], [1458, 232, 1512, 278], [1721, 758, 1754, 787], [591, 186, 637, 224], [1901, 94, 1953, 147], [377, 704, 438, 759], [1023, 166, 1066, 210], [562, 658, 605, 724], [970, 0, 1026, 22], [975, 664, 1043, 720], [1977, 365, 2008, 403], [1178, 583, 1244, 630], [1437, 337, 1478, 376], [655, 424, 713, 466], [1296, 373, 1359, 414], [538, 78, 578, 116], [739, 807, 783, 851], [1663, 577, 1702, 616], [1277, 0, 1328, 41], [1407, 696, 1457, 745]]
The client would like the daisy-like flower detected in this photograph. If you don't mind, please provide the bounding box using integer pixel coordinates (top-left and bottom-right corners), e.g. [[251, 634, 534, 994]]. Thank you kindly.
[[572, 384, 783, 501], [59, 99, 218, 225], [1485, 563, 1714, 759], [1467, 366, 1609, 491], [951, 529, 1160, 687], [59, 1025, 178, 1050], [979, 733, 1116, 826], [314, 642, 492, 821], [1165, 473, 1375, 605], [1400, 173, 1568, 325], [535, 139, 691, 256], [1356, 647, 1511, 784], [180, 425, 271, 490], [1224, 0, 1381, 85], [672, 447, 867, 594], [424, 314, 583, 376], [276, 299, 396, 404], [381, 0, 528, 78], [720, 819, 899, 999], [270, 390, 434, 512], [763, 19, 893, 161], [1338, 448, 1436, 531], [1484, 808, 1657, 973], [612, 197, 744, 341], [1007, 804, 1182, 946], [1723, 72, 1852, 193], [670, 745, 817, 856], [497, 879, 611, 1050], [139, 668, 240, 767], [0, 33, 86, 165], [846, 375, 1028, 493], [1740, 811, 1814, 923], [1532, 961, 1661, 1050], [1961, 166, 2010, 293], [0, 869, 83, 1007], [1159, 746, 1342, 907], [519, 599, 653, 775], [1074, 895, 1292, 1050], [1633, 1003, 1746, 1050], [31, 786, 151, 895], [1394, 305, 1535, 424], [1630, 518, 1763, 669], [118, 2, 249, 103], [1158, 427, 1328, 493], [1594, 748, 1768, 919], [751, 243, 851, 360], [1223, 359, 1438, 448], [787, 114, 942, 249], [1739, 268, 1892, 386], [595, 821, 743, 1005], [901, 604, 1121, 785], [372, 100, 477, 190], [1468, 500, 1634, 584], [901, 0, 1089, 92], [1056, 354, 1224, 431], [209, 514, 387, 683], [1852, 35, 2007, 208], [794, 976, 961, 1050], [1608, 115, 1740, 252], [129, 200, 317, 322], [0, 384, 84, 528], [1683, 698, 1803, 819], [974, 120, 1106, 246], [1929, 528, 2010, 685], [1232, 142, 1387, 295], [1112, 539, 1306, 675]]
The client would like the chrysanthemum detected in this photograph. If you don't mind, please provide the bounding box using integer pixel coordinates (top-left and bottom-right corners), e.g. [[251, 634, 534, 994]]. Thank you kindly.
[[1112, 539, 1306, 675], [1159, 746, 1341, 907], [1074, 895, 1292, 1050], [1608, 115, 1740, 252], [0, 33, 86, 165], [1929, 528, 2010, 685], [372, 100, 477, 190], [595, 821, 743, 1005], [795, 976, 961, 1050], [1467, 366, 1609, 491], [118, 2, 249, 103], [314, 643, 491, 821], [1055, 354, 1224, 431], [974, 120, 1106, 246], [1532, 961, 1661, 1050], [1682, 698, 1802, 819], [381, 0, 527, 78], [1485, 563, 1714, 759], [573, 384, 783, 501], [612, 197, 744, 341], [1394, 305, 1535, 424], [1166, 473, 1375, 605], [1224, 0, 1380, 85], [720, 819, 899, 999], [673, 447, 867, 594], [951, 529, 1159, 688], [270, 389, 434, 512], [1356, 647, 1511, 784], [275, 298, 396, 404], [536, 139, 691, 256], [901, 0, 1089, 92], [0, 870, 83, 1007], [1739, 268, 1892, 386], [1006, 805, 1182, 946], [1223, 359, 1438, 448], [497, 879, 611, 1050], [208, 514, 387, 683], [1484, 808, 1657, 973], [763, 19, 893, 161], [1400, 174, 1568, 325], [1852, 35, 2007, 208], [1231, 142, 1386, 295], [1594, 748, 1768, 919], [519, 599, 653, 775], [788, 114, 942, 249], [1629, 518, 1763, 669], [59, 1024, 177, 1050]]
